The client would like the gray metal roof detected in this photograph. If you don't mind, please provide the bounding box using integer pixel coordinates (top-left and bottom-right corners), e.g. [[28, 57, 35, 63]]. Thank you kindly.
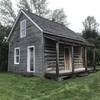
[[24, 11, 93, 46]]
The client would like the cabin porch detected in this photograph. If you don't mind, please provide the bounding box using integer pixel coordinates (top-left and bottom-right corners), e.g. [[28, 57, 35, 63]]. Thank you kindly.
[[44, 35, 96, 80], [45, 68, 86, 79]]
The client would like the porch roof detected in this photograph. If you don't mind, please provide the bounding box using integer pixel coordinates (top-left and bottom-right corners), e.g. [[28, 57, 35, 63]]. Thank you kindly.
[[44, 33, 94, 47]]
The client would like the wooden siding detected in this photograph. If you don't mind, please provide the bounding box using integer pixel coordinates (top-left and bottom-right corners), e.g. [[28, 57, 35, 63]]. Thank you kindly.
[[8, 13, 44, 76]]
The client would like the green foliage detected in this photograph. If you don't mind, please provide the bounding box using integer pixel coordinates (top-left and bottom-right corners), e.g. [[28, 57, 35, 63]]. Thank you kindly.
[[0, 23, 11, 71], [87, 48, 93, 66], [96, 49, 100, 65], [82, 16, 100, 65], [82, 16, 99, 44], [0, 43, 8, 71], [82, 30, 98, 39], [0, 23, 10, 43]]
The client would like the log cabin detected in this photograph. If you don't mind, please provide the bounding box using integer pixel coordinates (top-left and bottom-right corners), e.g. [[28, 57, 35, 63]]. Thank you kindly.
[[7, 10, 96, 80]]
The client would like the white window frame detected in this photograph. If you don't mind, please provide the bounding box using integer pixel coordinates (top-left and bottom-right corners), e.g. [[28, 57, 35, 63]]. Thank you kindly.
[[20, 19, 26, 38], [14, 47, 20, 64], [27, 46, 35, 72]]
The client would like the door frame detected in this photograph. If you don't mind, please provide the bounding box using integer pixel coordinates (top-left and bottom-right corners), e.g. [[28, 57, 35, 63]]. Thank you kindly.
[[64, 47, 72, 71], [27, 45, 35, 72]]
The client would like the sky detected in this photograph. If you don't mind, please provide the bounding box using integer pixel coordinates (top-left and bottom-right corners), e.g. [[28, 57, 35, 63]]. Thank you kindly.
[[12, 0, 100, 33]]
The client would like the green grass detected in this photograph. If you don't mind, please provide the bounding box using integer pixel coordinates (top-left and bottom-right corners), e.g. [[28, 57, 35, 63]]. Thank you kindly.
[[0, 72, 100, 100]]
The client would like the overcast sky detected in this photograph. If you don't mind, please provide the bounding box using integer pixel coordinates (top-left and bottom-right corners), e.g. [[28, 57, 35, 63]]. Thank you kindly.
[[12, 0, 100, 33]]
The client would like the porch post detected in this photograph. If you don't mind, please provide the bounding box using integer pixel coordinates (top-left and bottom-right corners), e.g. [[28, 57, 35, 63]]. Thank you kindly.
[[93, 48, 96, 71], [84, 47, 87, 71], [71, 46, 74, 74], [56, 42, 59, 80]]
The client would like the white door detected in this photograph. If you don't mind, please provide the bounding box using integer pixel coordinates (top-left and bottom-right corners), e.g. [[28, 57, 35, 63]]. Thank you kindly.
[[27, 46, 35, 72]]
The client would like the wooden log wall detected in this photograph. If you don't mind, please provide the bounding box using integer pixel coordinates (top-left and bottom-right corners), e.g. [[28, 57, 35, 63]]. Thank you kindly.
[[44, 38, 84, 72], [73, 46, 84, 69], [59, 44, 65, 70], [44, 38, 65, 71]]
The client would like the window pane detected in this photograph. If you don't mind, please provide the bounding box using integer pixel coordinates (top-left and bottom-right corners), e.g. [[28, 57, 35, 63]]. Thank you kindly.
[[22, 22, 25, 29], [14, 48, 20, 64], [20, 20, 26, 38], [30, 48, 34, 71], [22, 30, 25, 36], [16, 56, 19, 63], [16, 49, 19, 55]]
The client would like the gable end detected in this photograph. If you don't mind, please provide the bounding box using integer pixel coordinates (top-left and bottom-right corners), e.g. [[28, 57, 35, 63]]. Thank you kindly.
[[7, 10, 43, 41]]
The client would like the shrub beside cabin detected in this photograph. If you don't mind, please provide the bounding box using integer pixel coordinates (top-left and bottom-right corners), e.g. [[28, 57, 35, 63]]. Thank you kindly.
[[7, 10, 96, 80]]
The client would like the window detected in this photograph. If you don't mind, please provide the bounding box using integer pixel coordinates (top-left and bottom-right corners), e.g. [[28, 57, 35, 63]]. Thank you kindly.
[[14, 47, 20, 64], [20, 19, 26, 38]]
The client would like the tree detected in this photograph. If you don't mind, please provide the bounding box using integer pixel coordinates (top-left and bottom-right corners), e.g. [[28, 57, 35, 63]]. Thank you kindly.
[[0, 23, 10, 43], [0, 0, 16, 26], [0, 23, 11, 71], [83, 16, 99, 31], [50, 9, 67, 25], [82, 16, 99, 39], [0, 0, 67, 26], [17, 0, 31, 12], [18, 0, 50, 17], [82, 30, 98, 39], [30, 0, 50, 17], [17, 0, 67, 25], [82, 16, 100, 66]]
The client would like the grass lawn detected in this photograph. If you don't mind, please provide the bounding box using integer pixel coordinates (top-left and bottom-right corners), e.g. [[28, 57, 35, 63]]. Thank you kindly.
[[0, 72, 100, 100]]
